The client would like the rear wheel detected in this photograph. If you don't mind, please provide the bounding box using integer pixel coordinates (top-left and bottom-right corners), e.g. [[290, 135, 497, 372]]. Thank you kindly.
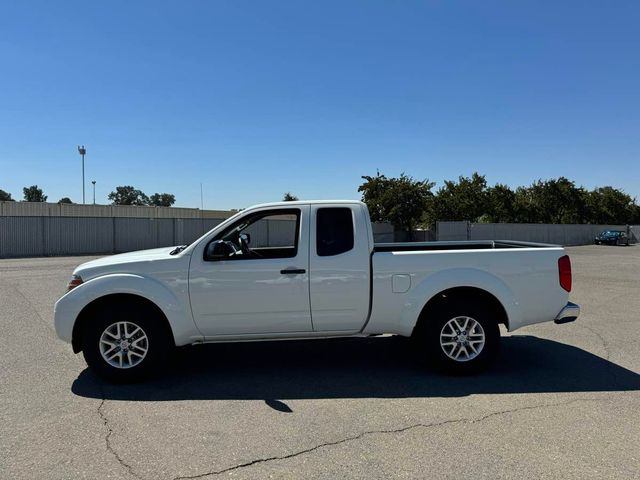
[[414, 303, 500, 374], [81, 302, 173, 383]]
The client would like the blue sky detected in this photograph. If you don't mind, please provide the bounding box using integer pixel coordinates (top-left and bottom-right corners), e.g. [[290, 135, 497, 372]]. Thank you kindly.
[[1, 1, 638, 209]]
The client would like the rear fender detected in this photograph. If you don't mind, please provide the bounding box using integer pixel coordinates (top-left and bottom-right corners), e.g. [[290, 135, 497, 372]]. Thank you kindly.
[[398, 268, 521, 335]]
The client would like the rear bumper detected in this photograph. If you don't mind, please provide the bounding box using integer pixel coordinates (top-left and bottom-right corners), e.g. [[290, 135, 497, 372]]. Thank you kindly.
[[554, 302, 580, 324]]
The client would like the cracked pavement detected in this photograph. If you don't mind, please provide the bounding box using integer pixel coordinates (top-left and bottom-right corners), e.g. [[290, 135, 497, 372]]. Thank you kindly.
[[1, 246, 639, 479]]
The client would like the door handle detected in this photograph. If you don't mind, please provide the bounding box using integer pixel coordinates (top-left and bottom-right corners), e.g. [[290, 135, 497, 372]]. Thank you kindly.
[[280, 268, 306, 275]]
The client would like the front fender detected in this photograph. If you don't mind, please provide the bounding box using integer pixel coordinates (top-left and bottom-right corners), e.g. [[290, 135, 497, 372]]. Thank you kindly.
[[53, 273, 202, 347], [398, 268, 522, 335]]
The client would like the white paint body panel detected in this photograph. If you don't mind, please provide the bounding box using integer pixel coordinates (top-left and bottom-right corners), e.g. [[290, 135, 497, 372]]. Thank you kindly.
[[54, 200, 573, 350], [365, 247, 567, 337], [54, 251, 201, 346], [188, 205, 312, 336], [308, 203, 371, 332]]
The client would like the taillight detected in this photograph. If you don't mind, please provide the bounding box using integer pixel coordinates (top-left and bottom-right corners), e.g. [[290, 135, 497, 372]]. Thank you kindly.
[[558, 255, 572, 292]]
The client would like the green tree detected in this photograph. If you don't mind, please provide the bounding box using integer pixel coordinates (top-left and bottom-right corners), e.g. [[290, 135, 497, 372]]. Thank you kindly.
[[358, 172, 435, 235], [149, 193, 176, 207], [23, 185, 48, 202], [526, 177, 586, 223], [108, 186, 149, 206], [57, 197, 73, 204], [0, 189, 14, 201], [282, 192, 299, 201], [584, 186, 635, 224], [484, 184, 516, 222], [512, 186, 536, 223], [633, 203, 640, 224], [432, 173, 488, 222]]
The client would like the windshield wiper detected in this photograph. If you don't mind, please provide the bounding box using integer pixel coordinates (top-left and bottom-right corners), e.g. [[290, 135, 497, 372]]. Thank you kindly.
[[169, 245, 188, 255]]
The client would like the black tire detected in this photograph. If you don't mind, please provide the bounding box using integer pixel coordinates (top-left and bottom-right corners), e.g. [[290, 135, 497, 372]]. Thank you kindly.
[[81, 301, 173, 383], [413, 303, 500, 375]]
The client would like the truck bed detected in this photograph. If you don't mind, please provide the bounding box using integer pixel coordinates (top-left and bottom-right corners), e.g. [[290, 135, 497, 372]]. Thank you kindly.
[[373, 240, 559, 252], [367, 240, 567, 335]]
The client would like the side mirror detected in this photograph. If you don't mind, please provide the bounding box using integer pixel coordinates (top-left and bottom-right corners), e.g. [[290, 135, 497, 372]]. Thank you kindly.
[[240, 233, 251, 245], [206, 240, 234, 260]]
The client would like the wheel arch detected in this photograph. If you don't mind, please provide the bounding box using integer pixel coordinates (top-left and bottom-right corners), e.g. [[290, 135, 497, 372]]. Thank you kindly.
[[412, 286, 509, 336], [72, 293, 175, 353], [54, 273, 202, 352]]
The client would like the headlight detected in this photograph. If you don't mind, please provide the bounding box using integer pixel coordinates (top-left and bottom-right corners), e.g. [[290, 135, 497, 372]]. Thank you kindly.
[[67, 274, 83, 291]]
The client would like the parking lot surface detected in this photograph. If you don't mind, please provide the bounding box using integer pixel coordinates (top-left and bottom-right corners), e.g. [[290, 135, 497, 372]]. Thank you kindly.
[[2, 245, 639, 479]]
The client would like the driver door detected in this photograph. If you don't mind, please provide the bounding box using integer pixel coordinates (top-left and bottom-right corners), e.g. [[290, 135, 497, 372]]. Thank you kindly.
[[188, 206, 313, 337]]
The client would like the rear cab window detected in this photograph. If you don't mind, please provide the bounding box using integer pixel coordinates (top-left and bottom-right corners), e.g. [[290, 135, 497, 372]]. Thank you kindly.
[[316, 207, 354, 256]]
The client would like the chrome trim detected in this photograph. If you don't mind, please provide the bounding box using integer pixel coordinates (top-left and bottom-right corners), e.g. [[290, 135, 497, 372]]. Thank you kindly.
[[554, 301, 580, 324]]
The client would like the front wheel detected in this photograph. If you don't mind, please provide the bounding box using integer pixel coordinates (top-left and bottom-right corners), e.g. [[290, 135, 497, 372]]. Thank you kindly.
[[414, 304, 500, 374], [82, 303, 173, 383]]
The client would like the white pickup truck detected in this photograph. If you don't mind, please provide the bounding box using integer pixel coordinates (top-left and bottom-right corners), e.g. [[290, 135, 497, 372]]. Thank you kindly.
[[54, 200, 579, 382]]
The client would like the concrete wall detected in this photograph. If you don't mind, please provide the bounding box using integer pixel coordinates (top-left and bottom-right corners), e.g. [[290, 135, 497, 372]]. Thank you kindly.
[[436, 222, 469, 241], [372, 223, 436, 242], [437, 221, 637, 246], [372, 222, 394, 242], [0, 202, 242, 257], [0, 216, 220, 257]]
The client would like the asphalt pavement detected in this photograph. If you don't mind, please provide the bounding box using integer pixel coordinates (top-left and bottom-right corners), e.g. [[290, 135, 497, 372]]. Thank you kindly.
[[1, 245, 639, 479]]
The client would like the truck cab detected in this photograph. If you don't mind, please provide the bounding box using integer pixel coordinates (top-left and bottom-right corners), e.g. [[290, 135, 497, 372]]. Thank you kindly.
[[188, 201, 372, 338]]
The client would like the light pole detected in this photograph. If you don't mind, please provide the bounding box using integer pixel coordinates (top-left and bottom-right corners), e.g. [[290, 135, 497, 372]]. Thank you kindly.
[[78, 145, 87, 204], [91, 180, 96, 204]]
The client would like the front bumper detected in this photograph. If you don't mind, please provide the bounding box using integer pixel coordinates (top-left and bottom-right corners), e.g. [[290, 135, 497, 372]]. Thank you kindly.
[[554, 302, 580, 324]]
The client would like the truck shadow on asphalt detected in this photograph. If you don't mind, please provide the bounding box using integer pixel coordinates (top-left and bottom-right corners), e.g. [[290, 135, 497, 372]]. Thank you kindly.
[[72, 335, 640, 405]]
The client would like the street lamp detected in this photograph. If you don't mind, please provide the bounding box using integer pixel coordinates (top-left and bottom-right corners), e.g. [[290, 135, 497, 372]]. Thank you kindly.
[[91, 180, 96, 204], [77, 145, 87, 204]]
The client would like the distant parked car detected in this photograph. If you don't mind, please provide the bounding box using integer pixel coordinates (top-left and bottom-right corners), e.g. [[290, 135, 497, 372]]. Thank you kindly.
[[594, 230, 629, 246]]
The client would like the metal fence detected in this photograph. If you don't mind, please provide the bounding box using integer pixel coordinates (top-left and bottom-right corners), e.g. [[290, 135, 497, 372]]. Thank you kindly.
[[0, 201, 232, 219], [0, 216, 230, 257], [437, 221, 639, 246], [0, 202, 235, 257], [2, 201, 635, 257]]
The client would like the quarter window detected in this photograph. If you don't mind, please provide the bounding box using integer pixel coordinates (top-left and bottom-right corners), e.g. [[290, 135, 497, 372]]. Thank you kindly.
[[316, 208, 354, 257]]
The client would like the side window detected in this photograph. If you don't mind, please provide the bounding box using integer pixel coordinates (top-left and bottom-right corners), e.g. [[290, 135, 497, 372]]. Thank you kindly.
[[241, 212, 299, 250], [316, 207, 354, 257], [207, 209, 300, 260]]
